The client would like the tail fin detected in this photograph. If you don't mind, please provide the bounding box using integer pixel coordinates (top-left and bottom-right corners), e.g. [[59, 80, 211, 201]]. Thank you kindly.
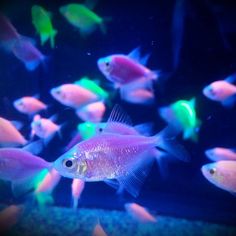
[[50, 29, 57, 48], [154, 126, 190, 162]]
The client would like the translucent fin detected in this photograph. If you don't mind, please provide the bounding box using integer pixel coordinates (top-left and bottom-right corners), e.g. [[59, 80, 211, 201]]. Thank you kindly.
[[40, 33, 49, 46], [128, 47, 150, 65], [11, 169, 47, 197], [117, 155, 154, 197], [99, 22, 107, 34], [25, 60, 40, 71], [50, 29, 57, 48], [10, 120, 24, 130], [134, 123, 153, 136], [225, 73, 236, 84], [104, 179, 120, 189], [22, 140, 44, 155], [154, 126, 190, 162], [106, 104, 133, 126], [221, 95, 236, 108], [84, 0, 98, 10]]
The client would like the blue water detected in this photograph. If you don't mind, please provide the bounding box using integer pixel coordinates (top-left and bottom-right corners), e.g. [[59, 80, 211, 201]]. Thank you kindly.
[[0, 0, 236, 232]]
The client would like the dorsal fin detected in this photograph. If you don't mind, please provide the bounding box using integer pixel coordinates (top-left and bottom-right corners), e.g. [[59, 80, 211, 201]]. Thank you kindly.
[[128, 47, 150, 65], [225, 73, 236, 84], [107, 104, 133, 126]]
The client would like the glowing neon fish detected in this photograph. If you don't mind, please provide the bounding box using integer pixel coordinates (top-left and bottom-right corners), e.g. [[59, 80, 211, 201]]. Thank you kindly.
[[59, 3, 107, 36], [159, 98, 201, 142], [31, 5, 57, 48], [53, 105, 189, 197]]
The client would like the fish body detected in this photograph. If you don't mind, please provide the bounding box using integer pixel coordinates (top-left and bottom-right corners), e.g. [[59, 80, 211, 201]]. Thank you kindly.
[[59, 3, 105, 35], [31, 5, 57, 48], [0, 205, 23, 233], [0, 14, 20, 50], [97, 48, 157, 86], [159, 98, 201, 141], [11, 37, 45, 71], [125, 203, 156, 223], [203, 74, 236, 107], [205, 147, 236, 161], [201, 161, 236, 194], [76, 101, 106, 123], [13, 96, 47, 115], [50, 84, 99, 109], [31, 115, 60, 139], [0, 117, 27, 147]]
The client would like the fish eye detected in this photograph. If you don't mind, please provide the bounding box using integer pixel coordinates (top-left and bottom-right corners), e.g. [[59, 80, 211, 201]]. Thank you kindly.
[[55, 90, 61, 95], [105, 61, 110, 67], [63, 158, 76, 169], [209, 168, 216, 175], [98, 127, 103, 132]]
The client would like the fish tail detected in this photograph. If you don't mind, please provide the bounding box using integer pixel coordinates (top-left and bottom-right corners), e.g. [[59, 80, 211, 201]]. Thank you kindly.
[[154, 125, 190, 162], [50, 29, 57, 48]]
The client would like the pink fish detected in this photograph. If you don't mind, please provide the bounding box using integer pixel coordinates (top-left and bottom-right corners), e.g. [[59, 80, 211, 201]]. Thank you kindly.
[[13, 96, 47, 115], [125, 203, 157, 223], [76, 101, 106, 123], [205, 147, 236, 162], [97, 48, 158, 87], [71, 178, 85, 209], [203, 74, 236, 107], [50, 84, 99, 109], [0, 205, 24, 233], [31, 114, 60, 140], [35, 168, 61, 194], [11, 37, 45, 71], [0, 117, 27, 147], [0, 142, 51, 196], [54, 105, 189, 197], [92, 222, 108, 236]]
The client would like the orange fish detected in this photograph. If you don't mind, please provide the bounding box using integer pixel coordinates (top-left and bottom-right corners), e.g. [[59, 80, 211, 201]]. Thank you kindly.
[[14, 96, 47, 115], [125, 203, 157, 223], [0, 117, 27, 147]]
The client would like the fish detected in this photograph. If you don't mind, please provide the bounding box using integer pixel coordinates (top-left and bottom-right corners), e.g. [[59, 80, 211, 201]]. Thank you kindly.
[[13, 96, 47, 115], [119, 78, 155, 105], [71, 179, 85, 209], [31, 114, 61, 142], [159, 98, 201, 142], [31, 5, 57, 48], [50, 84, 99, 109], [0, 205, 24, 233], [0, 13, 45, 71], [201, 161, 236, 195], [203, 74, 236, 107], [0, 141, 51, 197], [11, 36, 45, 71], [97, 47, 158, 87], [205, 147, 236, 162], [59, 3, 107, 36], [0, 14, 20, 51], [0, 117, 27, 147], [53, 105, 189, 197], [76, 101, 106, 123], [92, 221, 108, 236], [34, 168, 61, 206], [124, 203, 157, 223]]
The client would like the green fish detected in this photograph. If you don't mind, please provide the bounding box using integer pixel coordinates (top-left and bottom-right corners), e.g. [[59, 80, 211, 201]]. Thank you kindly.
[[74, 77, 109, 100], [31, 5, 57, 48], [159, 98, 201, 142], [77, 121, 98, 140], [59, 3, 107, 36]]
